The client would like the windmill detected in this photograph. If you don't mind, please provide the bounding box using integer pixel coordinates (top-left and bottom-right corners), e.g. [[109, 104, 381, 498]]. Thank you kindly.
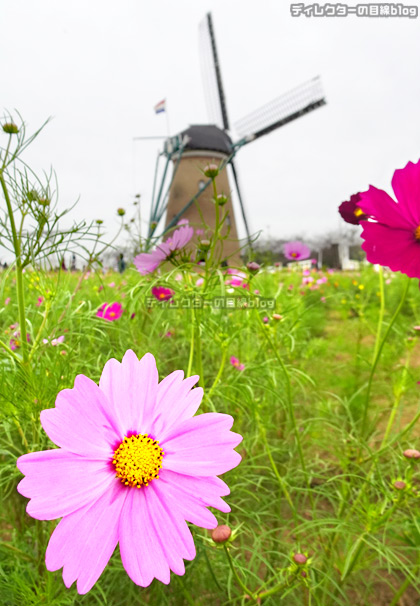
[[145, 12, 327, 261]]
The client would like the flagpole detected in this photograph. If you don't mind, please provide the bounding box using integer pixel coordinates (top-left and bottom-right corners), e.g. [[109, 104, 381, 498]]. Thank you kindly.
[[165, 99, 170, 137]]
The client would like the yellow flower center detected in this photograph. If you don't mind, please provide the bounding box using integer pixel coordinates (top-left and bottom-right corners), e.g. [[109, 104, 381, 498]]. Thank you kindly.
[[354, 207, 364, 217], [291, 252, 297, 258], [415, 225, 420, 241], [159, 293, 166, 299], [112, 434, 164, 488], [110, 311, 116, 317]]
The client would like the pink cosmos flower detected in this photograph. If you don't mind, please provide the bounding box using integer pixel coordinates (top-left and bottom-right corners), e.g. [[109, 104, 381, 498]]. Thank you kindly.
[[10, 332, 30, 351], [151, 286, 174, 302], [196, 278, 204, 287], [96, 302, 123, 322], [230, 356, 245, 371], [358, 159, 420, 279], [43, 336, 65, 346], [16, 350, 242, 594], [225, 270, 249, 289], [5, 297, 11, 306], [177, 219, 189, 225], [36, 296, 44, 307], [283, 241, 311, 261], [108, 282, 116, 288], [133, 226, 194, 275]]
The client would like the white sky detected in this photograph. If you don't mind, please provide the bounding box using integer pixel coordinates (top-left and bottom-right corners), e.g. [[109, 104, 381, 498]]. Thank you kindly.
[[2, 0, 420, 251]]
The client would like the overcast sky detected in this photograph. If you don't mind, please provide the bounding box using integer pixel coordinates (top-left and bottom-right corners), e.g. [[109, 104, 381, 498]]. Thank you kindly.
[[2, 0, 420, 254]]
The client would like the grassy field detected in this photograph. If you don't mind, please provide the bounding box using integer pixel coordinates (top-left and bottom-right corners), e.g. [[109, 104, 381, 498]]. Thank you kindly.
[[1, 263, 420, 606]]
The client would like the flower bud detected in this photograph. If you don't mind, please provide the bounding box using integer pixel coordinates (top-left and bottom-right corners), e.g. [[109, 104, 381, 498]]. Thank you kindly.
[[247, 261, 260, 273], [211, 524, 231, 544], [26, 190, 39, 203], [393, 480, 406, 490], [204, 164, 219, 179], [403, 449, 420, 459], [96, 219, 104, 225], [273, 313, 283, 321], [117, 208, 126, 217], [200, 239, 211, 250], [38, 197, 50, 207], [2, 122, 19, 134], [293, 553, 307, 565], [215, 193, 228, 206]]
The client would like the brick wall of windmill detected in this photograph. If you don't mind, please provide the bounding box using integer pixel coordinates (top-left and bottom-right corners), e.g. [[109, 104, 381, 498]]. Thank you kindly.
[[165, 154, 242, 263]]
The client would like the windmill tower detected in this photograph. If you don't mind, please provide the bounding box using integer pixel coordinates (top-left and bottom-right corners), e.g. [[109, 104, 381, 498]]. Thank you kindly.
[[146, 13, 327, 262]]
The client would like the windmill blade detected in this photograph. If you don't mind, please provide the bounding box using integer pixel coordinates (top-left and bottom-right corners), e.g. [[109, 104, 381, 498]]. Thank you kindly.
[[229, 160, 252, 247], [199, 13, 230, 130], [234, 76, 326, 142]]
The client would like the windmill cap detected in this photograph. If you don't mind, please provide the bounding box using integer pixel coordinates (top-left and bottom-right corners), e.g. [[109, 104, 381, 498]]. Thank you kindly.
[[173, 124, 232, 155]]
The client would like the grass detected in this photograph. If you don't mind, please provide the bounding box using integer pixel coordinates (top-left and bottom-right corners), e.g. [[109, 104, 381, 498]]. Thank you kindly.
[[1, 263, 420, 605]]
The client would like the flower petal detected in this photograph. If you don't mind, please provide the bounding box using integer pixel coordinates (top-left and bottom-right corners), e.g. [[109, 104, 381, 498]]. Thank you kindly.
[[151, 372, 201, 438], [358, 186, 413, 230], [391, 159, 420, 226], [99, 350, 158, 436], [119, 487, 170, 587], [157, 471, 225, 528], [40, 375, 120, 457], [159, 470, 231, 514], [360, 222, 420, 278], [17, 449, 115, 520], [161, 413, 242, 476], [45, 480, 127, 595], [144, 482, 196, 576]]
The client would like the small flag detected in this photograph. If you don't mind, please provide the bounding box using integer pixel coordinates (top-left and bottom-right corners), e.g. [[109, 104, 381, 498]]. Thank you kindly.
[[154, 99, 166, 114]]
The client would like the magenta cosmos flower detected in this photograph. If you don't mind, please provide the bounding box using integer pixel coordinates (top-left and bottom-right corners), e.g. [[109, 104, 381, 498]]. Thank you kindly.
[[151, 286, 174, 302], [283, 241, 310, 261], [338, 193, 368, 225], [96, 302, 123, 321], [16, 350, 242, 594], [134, 225, 194, 276], [358, 159, 420, 279]]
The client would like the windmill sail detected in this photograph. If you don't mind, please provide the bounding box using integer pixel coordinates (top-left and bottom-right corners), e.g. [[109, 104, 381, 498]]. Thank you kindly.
[[234, 76, 326, 142], [199, 12, 251, 244], [199, 15, 225, 129]]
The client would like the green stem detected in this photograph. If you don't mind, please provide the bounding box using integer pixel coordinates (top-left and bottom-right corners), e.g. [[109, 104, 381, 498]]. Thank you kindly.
[[1, 136, 12, 169], [360, 276, 410, 440], [194, 310, 204, 388], [187, 309, 195, 377], [0, 338, 21, 362], [28, 301, 51, 362], [372, 266, 385, 363], [257, 313, 310, 493], [223, 545, 257, 602], [257, 577, 292, 601], [0, 172, 28, 365], [259, 417, 298, 522], [204, 177, 221, 289], [380, 350, 411, 449], [205, 347, 228, 405], [390, 560, 420, 606]]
